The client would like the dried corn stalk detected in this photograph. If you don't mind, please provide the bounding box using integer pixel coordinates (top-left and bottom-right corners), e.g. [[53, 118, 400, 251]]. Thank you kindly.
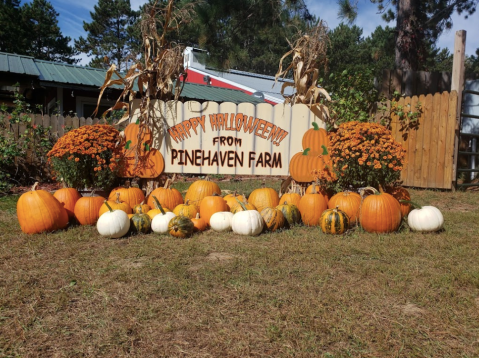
[[275, 21, 333, 126], [93, 0, 194, 174]]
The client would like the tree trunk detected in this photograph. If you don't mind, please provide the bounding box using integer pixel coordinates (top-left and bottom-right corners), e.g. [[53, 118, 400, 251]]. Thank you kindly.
[[395, 0, 417, 71]]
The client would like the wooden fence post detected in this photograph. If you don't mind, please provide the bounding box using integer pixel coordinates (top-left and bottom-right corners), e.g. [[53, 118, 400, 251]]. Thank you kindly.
[[451, 30, 466, 190]]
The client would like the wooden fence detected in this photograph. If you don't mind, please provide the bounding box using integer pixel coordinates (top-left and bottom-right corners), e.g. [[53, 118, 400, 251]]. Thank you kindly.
[[388, 91, 458, 189], [379, 69, 452, 99], [3, 95, 459, 189], [4, 114, 116, 140]]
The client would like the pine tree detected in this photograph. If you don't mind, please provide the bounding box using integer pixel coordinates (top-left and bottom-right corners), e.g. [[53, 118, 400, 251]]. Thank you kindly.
[[75, 0, 139, 71], [0, 0, 26, 54], [338, 0, 478, 71], [22, 0, 78, 63], [0, 0, 77, 63]]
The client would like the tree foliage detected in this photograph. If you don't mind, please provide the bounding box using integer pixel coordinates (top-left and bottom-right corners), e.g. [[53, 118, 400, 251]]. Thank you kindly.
[[75, 0, 139, 71], [338, 0, 478, 70], [0, 0, 77, 63], [185, 0, 317, 75]]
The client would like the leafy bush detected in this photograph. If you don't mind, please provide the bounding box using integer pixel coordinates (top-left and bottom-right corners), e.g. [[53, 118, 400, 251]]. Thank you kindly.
[[323, 69, 380, 128], [0, 92, 55, 194], [47, 124, 120, 189]]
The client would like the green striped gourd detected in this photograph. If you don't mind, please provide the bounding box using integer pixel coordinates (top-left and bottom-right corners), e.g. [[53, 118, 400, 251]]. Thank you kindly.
[[319, 207, 349, 234], [130, 206, 152, 234]]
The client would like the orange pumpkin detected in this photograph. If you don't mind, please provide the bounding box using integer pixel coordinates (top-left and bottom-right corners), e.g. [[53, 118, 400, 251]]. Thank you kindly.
[[191, 213, 207, 232], [74, 195, 105, 225], [298, 191, 327, 226], [305, 183, 330, 205], [109, 181, 145, 208], [17, 183, 69, 234], [53, 187, 82, 220], [359, 188, 402, 233], [279, 192, 301, 207], [302, 122, 329, 152], [386, 186, 411, 218], [99, 193, 132, 217], [147, 178, 183, 211], [184, 178, 222, 211], [328, 191, 361, 227], [248, 184, 279, 213], [289, 148, 329, 183], [199, 194, 229, 225], [173, 200, 198, 219]]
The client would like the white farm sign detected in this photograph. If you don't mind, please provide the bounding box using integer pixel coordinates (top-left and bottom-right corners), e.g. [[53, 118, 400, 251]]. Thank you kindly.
[[130, 99, 326, 176]]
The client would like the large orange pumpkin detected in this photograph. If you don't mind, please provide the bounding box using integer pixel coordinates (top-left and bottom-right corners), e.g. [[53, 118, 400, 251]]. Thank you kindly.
[[17, 183, 69, 234], [147, 178, 184, 211], [199, 194, 229, 225], [248, 184, 279, 213], [74, 195, 105, 225], [359, 188, 402, 233], [99, 193, 132, 217], [298, 191, 327, 226], [386, 186, 411, 218], [328, 191, 361, 227], [184, 179, 222, 211], [302, 122, 329, 152], [109, 181, 145, 209], [53, 187, 82, 220], [289, 148, 328, 183]]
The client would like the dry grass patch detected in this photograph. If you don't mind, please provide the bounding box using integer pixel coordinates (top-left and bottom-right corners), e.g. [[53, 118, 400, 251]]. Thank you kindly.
[[1, 182, 479, 357]]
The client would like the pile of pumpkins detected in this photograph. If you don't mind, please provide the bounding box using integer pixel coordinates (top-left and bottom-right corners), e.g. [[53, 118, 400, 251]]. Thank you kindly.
[[17, 179, 444, 238]]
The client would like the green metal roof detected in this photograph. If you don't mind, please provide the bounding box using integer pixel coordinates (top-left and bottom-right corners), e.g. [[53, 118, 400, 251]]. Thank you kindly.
[[0, 52, 40, 76], [35, 60, 124, 89], [176, 82, 264, 104], [0, 52, 264, 104]]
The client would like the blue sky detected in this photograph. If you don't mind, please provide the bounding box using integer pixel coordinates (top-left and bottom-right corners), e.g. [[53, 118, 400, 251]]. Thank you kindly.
[[25, 0, 479, 65]]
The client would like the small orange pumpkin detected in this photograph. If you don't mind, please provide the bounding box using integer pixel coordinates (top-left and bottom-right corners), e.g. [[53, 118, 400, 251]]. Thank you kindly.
[[109, 181, 145, 209], [147, 196, 172, 219], [99, 193, 132, 217], [199, 194, 229, 226], [147, 178, 183, 211], [74, 194, 105, 225], [328, 191, 361, 227], [223, 191, 247, 210], [191, 213, 207, 232], [53, 187, 82, 220]]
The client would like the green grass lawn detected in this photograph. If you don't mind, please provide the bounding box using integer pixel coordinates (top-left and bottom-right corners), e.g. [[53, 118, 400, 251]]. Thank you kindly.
[[1, 179, 479, 357]]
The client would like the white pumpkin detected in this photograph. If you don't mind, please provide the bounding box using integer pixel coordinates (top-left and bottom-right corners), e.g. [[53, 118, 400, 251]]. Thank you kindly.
[[210, 211, 234, 232], [232, 210, 263, 236], [97, 202, 130, 238], [408, 205, 444, 232], [151, 212, 176, 234]]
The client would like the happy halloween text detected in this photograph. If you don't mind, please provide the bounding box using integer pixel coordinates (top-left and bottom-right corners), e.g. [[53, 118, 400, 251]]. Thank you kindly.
[[167, 113, 289, 146]]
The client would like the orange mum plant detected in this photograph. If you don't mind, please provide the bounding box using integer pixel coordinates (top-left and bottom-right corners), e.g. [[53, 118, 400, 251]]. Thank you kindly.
[[47, 124, 120, 189], [313, 121, 406, 191]]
